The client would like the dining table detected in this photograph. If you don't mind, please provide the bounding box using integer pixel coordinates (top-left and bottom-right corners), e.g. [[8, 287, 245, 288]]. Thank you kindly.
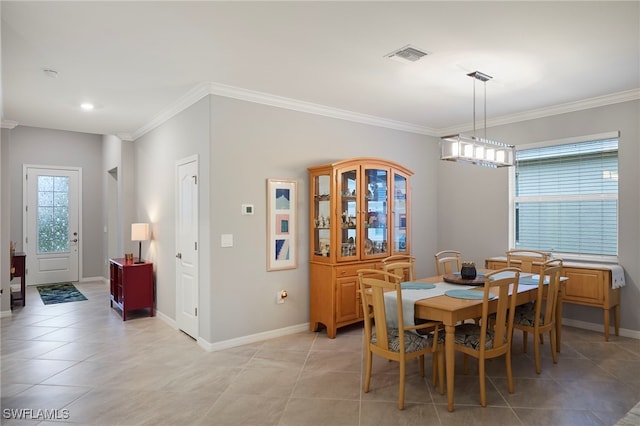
[[409, 270, 564, 412]]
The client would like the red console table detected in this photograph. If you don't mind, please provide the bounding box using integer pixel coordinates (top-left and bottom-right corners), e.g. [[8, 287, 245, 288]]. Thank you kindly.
[[109, 258, 154, 320], [10, 252, 26, 308]]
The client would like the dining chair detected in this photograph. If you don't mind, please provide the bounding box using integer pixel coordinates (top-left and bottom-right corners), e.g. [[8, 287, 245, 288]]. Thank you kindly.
[[453, 267, 520, 407], [357, 269, 444, 410], [505, 249, 549, 273], [434, 250, 461, 275], [382, 255, 416, 282], [513, 259, 563, 374]]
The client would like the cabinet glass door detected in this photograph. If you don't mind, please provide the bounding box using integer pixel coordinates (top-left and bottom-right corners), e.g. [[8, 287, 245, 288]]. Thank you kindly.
[[312, 173, 331, 258], [392, 172, 408, 253], [363, 167, 388, 258], [337, 167, 358, 260]]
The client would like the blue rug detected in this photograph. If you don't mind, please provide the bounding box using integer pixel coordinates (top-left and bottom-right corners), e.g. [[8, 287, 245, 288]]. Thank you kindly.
[[37, 283, 87, 305]]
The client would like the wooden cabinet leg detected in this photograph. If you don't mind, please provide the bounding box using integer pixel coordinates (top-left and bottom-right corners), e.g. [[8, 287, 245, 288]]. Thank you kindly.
[[603, 308, 610, 341]]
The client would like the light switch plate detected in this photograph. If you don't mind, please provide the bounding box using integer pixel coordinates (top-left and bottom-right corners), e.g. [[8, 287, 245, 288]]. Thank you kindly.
[[242, 204, 254, 215], [221, 234, 233, 247]]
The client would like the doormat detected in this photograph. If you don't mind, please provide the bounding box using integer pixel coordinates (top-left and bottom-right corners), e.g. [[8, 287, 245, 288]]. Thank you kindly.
[[36, 283, 87, 305]]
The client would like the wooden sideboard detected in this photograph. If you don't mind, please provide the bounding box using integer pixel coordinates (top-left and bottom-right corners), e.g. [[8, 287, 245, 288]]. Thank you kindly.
[[486, 257, 621, 341], [109, 258, 154, 321]]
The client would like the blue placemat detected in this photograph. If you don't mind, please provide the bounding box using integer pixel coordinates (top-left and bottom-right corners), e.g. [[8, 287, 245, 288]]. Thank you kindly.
[[519, 277, 543, 286], [444, 289, 495, 300], [401, 282, 436, 290]]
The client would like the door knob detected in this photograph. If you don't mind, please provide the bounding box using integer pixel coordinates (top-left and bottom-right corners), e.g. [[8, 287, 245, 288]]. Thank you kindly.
[[70, 238, 78, 243], [176, 253, 182, 259]]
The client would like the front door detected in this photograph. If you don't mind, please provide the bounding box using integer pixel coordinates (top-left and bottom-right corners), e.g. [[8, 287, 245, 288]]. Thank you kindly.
[[176, 156, 199, 339], [24, 166, 81, 285]]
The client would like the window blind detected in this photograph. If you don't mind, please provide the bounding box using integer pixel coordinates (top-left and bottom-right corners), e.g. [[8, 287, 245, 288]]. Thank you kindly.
[[514, 138, 618, 256]]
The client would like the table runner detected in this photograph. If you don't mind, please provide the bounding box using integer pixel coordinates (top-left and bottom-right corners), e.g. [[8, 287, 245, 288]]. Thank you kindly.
[[384, 282, 474, 330]]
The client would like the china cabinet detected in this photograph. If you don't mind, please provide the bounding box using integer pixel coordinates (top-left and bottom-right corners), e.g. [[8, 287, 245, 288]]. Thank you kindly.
[[308, 158, 412, 338]]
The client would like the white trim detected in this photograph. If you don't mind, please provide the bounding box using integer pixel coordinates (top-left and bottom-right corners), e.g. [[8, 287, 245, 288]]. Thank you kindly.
[[197, 323, 310, 352], [80, 276, 107, 283], [562, 318, 640, 340], [437, 90, 639, 137], [155, 309, 179, 330], [130, 81, 639, 142], [1, 120, 18, 129], [515, 131, 620, 150], [0, 309, 13, 318]]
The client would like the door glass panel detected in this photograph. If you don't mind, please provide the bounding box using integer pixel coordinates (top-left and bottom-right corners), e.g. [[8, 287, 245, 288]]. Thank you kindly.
[[393, 173, 408, 252], [364, 168, 388, 256], [313, 174, 331, 257], [338, 168, 358, 259], [37, 175, 70, 253]]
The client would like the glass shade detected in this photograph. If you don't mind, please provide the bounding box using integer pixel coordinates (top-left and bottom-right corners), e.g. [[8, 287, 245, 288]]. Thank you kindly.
[[440, 134, 515, 168]]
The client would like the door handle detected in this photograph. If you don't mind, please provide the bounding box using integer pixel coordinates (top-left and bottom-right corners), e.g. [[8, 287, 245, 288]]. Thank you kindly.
[[70, 238, 78, 243], [176, 253, 182, 259]]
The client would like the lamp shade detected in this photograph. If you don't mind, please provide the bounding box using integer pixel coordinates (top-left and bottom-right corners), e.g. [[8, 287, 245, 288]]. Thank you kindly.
[[131, 223, 150, 241]]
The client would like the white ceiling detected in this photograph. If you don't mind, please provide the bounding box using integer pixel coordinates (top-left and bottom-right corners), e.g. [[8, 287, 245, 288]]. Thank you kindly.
[[2, 1, 639, 140]]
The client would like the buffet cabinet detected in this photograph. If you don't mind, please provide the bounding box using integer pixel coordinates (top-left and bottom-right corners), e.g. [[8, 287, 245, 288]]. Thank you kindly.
[[485, 257, 620, 341], [109, 258, 154, 321], [308, 158, 413, 338]]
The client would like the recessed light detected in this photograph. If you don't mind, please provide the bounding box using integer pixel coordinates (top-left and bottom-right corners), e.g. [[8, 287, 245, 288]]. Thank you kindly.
[[80, 103, 94, 111]]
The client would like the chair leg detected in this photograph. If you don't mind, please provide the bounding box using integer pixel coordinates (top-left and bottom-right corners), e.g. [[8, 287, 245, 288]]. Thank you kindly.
[[506, 348, 515, 394], [437, 351, 445, 395], [398, 359, 406, 410], [522, 330, 528, 353], [479, 358, 486, 407], [419, 354, 425, 377], [533, 330, 541, 374], [549, 327, 559, 364], [431, 353, 437, 387], [363, 350, 372, 393]]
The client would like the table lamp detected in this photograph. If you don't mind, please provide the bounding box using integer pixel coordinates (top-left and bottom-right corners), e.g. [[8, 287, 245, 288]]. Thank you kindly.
[[131, 223, 150, 264]]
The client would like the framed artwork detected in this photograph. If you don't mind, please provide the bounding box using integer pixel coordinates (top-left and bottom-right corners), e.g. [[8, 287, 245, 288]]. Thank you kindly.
[[267, 179, 298, 271]]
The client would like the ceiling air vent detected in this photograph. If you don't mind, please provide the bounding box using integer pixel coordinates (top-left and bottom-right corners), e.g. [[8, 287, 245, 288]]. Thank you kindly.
[[384, 45, 431, 64]]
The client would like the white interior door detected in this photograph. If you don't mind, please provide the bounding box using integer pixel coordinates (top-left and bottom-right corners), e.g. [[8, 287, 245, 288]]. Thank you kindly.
[[176, 156, 199, 339], [24, 166, 81, 285]]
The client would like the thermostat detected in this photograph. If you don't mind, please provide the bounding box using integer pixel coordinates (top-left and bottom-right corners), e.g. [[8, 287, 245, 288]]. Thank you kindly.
[[242, 204, 254, 215]]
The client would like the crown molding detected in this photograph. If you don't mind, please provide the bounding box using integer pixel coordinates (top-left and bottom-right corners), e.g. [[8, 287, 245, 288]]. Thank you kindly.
[[130, 82, 639, 142], [131, 81, 437, 140], [1, 120, 18, 129], [131, 83, 211, 140], [437, 88, 640, 137], [205, 82, 437, 136]]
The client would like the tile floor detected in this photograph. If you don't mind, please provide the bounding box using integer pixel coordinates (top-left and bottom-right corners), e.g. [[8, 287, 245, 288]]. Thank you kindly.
[[2, 280, 640, 425]]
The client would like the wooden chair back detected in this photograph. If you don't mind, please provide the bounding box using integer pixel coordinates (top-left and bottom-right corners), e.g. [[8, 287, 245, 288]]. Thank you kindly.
[[506, 249, 549, 273], [434, 250, 461, 275], [357, 268, 444, 409], [382, 255, 416, 282]]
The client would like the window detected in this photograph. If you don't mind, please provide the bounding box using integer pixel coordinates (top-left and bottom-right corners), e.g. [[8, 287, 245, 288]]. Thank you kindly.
[[513, 134, 619, 257]]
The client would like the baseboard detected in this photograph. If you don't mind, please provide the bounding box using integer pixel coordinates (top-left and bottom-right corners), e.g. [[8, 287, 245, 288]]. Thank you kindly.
[[80, 276, 107, 284], [562, 317, 640, 340], [197, 323, 310, 352], [0, 309, 13, 318], [155, 310, 178, 330]]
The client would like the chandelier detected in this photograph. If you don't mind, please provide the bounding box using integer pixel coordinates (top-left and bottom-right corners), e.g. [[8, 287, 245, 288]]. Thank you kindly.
[[440, 71, 515, 168]]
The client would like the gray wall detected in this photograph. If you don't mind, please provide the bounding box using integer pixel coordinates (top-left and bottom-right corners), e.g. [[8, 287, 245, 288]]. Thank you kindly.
[[134, 96, 212, 338], [6, 126, 104, 279], [437, 100, 640, 332], [207, 95, 436, 342]]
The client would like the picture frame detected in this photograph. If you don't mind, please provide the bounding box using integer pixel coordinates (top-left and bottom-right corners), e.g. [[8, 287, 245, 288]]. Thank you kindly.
[[266, 179, 298, 271]]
